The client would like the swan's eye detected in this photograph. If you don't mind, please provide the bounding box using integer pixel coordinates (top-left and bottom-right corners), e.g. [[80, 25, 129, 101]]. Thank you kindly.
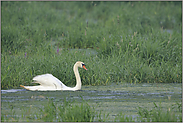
[[82, 64, 87, 70], [82, 63, 85, 66]]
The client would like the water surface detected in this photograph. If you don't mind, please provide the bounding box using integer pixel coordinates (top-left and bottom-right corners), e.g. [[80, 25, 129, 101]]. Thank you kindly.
[[1, 83, 182, 121]]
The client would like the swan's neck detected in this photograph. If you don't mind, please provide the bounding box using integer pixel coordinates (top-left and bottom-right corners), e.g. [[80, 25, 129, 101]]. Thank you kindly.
[[73, 63, 81, 90]]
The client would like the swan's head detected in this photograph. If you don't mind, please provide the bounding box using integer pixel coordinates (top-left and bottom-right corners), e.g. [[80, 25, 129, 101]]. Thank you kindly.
[[76, 61, 87, 70]]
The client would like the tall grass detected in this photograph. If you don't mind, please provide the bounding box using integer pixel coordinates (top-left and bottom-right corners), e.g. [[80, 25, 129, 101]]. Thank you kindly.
[[1, 1, 182, 89]]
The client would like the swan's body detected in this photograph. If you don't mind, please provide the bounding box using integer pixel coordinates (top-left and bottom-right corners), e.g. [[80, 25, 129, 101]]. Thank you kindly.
[[20, 61, 87, 91]]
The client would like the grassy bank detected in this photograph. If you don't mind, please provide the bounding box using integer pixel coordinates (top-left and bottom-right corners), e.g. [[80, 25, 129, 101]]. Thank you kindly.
[[1, 1, 182, 89]]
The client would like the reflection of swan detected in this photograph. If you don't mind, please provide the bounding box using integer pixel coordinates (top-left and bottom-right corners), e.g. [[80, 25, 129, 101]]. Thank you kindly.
[[20, 61, 87, 91]]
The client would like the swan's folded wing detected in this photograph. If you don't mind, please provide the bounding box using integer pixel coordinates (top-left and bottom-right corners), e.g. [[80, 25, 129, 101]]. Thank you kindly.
[[32, 74, 65, 88]]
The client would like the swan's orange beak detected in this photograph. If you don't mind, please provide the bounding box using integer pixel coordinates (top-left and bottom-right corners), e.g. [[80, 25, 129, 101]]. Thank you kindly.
[[83, 65, 87, 70]]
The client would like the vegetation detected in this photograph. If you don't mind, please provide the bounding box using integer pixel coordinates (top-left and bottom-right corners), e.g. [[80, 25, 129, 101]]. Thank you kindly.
[[1, 1, 182, 89], [1, 98, 182, 122], [1, 98, 96, 122], [137, 102, 182, 122], [1, 2, 182, 122]]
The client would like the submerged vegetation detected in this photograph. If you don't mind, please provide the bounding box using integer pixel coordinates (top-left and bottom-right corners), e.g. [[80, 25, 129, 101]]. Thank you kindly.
[[1, 1, 182, 89]]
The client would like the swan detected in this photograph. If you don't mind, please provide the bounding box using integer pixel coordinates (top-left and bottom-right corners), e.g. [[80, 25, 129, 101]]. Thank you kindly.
[[20, 61, 87, 91]]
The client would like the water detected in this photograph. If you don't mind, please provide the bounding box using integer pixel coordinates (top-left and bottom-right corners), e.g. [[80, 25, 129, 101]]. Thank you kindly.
[[1, 83, 182, 121]]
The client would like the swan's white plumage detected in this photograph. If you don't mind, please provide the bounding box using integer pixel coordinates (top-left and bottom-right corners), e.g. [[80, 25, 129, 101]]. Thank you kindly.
[[20, 61, 87, 91], [33, 74, 66, 88]]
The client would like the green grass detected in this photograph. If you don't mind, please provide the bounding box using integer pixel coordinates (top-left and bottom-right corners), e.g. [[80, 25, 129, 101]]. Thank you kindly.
[[1, 1, 182, 89], [1, 99, 182, 122], [137, 102, 182, 122], [1, 98, 95, 122]]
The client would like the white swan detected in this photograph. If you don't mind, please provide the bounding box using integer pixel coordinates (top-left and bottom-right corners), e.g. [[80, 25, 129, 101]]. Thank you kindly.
[[20, 61, 87, 91]]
